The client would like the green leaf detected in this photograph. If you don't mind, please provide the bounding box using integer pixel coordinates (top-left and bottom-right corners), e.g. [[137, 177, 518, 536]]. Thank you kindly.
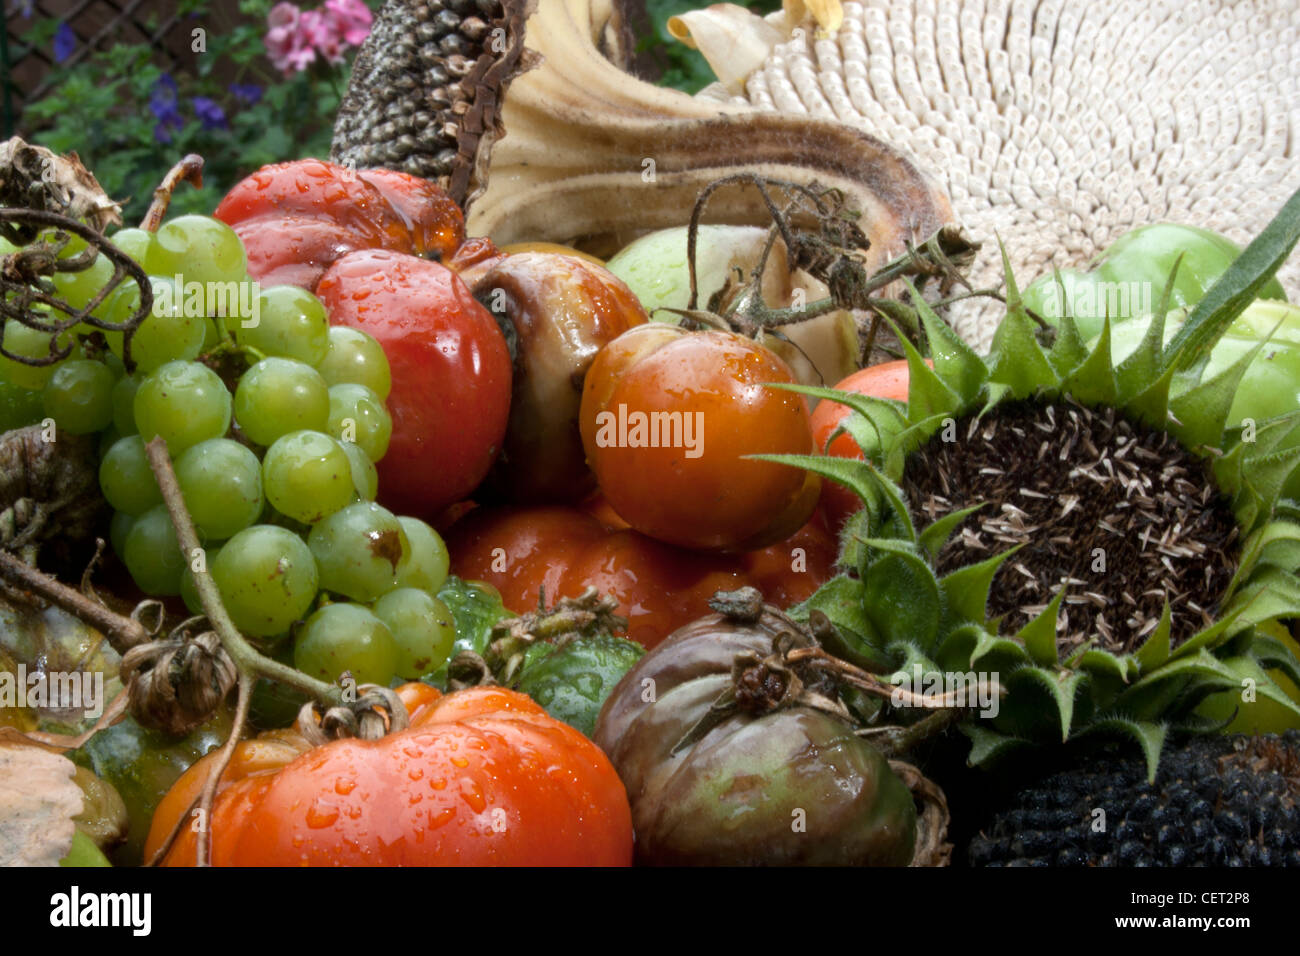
[[755, 453, 880, 518], [1046, 291, 1089, 378], [987, 241, 1060, 398], [1015, 587, 1066, 667], [1077, 649, 1132, 683], [1061, 313, 1119, 406], [1252, 633, 1300, 688], [1217, 566, 1300, 634], [1008, 666, 1084, 740], [860, 540, 942, 653], [908, 279, 989, 403], [961, 723, 1031, 767], [916, 503, 986, 563], [937, 545, 1022, 628], [1115, 259, 1180, 403], [1122, 359, 1179, 432], [1164, 185, 1300, 372], [1166, 333, 1269, 450], [1080, 718, 1168, 782], [967, 630, 1032, 669], [886, 315, 963, 422], [1133, 602, 1173, 671], [788, 575, 895, 671]]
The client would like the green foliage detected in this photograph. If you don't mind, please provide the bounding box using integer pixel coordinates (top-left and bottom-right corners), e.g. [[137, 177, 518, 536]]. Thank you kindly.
[[16, 0, 382, 222]]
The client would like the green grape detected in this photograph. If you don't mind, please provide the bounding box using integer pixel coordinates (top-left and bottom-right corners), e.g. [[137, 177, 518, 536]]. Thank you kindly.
[[261, 430, 355, 524], [53, 252, 115, 316], [233, 358, 329, 446], [104, 277, 206, 373], [199, 318, 222, 352], [111, 374, 140, 434], [294, 603, 398, 686], [98, 435, 163, 515], [122, 504, 185, 595], [109, 511, 134, 559], [326, 383, 392, 462], [97, 424, 121, 460], [211, 525, 318, 637], [144, 215, 246, 285], [316, 326, 391, 399], [107, 227, 156, 264], [340, 441, 378, 501], [307, 501, 410, 602], [0, 318, 76, 390], [174, 438, 264, 541], [371, 589, 456, 679], [134, 361, 231, 456], [235, 286, 330, 366], [42, 359, 115, 434], [394, 516, 451, 594], [0, 380, 45, 431]]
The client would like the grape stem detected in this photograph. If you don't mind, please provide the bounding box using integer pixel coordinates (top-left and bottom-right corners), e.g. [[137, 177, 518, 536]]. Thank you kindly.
[[139, 155, 205, 233], [0, 548, 151, 650], [142, 436, 343, 707]]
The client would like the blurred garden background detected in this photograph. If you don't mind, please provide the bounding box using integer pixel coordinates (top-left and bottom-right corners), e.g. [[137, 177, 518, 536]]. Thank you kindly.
[[2, 0, 778, 222]]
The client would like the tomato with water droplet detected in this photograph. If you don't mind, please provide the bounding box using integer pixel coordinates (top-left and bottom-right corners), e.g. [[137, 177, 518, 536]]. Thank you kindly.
[[143, 684, 633, 866]]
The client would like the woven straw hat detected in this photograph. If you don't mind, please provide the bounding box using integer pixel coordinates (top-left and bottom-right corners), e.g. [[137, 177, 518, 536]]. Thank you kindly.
[[677, 0, 1300, 349]]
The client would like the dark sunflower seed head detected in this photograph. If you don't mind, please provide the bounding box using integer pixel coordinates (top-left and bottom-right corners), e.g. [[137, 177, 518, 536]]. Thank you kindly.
[[902, 398, 1238, 655]]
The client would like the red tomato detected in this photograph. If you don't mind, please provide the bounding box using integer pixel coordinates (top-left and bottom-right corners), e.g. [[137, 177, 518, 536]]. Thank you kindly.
[[215, 159, 464, 291], [580, 325, 819, 551], [144, 684, 634, 866], [447, 504, 835, 649], [811, 359, 919, 532], [316, 250, 512, 519]]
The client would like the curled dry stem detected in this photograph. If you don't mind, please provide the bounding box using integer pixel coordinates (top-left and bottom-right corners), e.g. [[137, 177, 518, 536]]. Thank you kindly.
[[889, 759, 952, 867], [139, 154, 204, 233], [0, 207, 154, 370]]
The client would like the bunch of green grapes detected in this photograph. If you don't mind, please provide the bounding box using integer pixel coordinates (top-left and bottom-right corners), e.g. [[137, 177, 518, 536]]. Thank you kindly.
[[2, 216, 456, 686]]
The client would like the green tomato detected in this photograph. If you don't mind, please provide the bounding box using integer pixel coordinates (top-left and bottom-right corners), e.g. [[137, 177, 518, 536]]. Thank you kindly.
[[1105, 300, 1300, 427], [606, 225, 771, 319], [1024, 224, 1289, 342], [422, 577, 511, 687]]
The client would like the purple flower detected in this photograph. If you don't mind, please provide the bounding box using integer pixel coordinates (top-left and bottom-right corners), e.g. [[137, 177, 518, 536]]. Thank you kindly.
[[228, 83, 263, 106], [53, 23, 76, 63], [148, 75, 185, 144], [192, 97, 228, 131], [9, 0, 35, 19]]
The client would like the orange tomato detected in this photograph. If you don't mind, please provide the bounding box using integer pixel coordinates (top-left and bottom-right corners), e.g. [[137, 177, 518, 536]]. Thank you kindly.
[[811, 360, 922, 532], [144, 684, 633, 866], [580, 325, 819, 551]]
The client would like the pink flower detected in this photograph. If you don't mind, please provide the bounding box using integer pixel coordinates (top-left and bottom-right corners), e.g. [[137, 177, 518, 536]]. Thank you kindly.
[[323, 0, 373, 47], [300, 8, 345, 64], [264, 2, 316, 73]]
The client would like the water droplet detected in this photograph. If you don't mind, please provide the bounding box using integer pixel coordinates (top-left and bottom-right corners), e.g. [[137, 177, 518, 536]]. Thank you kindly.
[[430, 778, 447, 791], [305, 801, 339, 829], [335, 777, 357, 795], [460, 778, 487, 814], [451, 756, 469, 769], [408, 767, 424, 781]]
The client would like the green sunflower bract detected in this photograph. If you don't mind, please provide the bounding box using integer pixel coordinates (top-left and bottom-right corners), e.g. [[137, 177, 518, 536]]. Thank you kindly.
[[761, 187, 1300, 780]]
